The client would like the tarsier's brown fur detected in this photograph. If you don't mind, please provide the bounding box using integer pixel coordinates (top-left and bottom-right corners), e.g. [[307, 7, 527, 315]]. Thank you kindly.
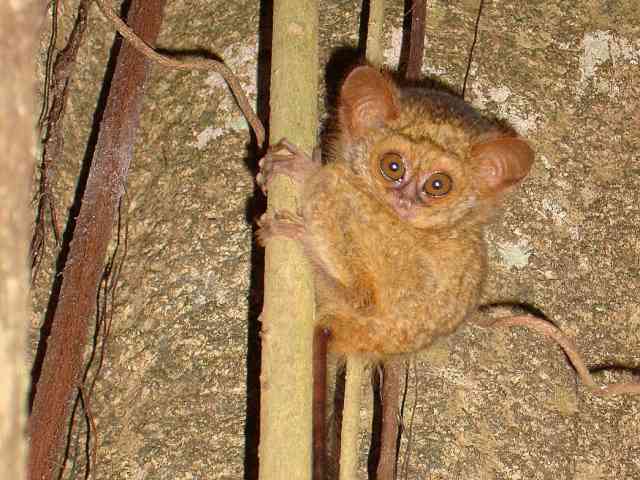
[[258, 65, 534, 359]]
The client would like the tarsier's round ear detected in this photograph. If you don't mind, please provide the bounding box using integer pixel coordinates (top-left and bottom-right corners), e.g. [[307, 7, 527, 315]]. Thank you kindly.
[[471, 135, 534, 194], [338, 65, 400, 138]]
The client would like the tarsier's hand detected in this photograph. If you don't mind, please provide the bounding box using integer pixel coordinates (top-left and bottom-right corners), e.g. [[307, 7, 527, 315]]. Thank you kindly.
[[256, 138, 321, 194], [255, 210, 306, 246]]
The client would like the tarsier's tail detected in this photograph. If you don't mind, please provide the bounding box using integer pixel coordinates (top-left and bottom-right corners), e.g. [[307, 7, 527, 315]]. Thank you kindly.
[[473, 310, 640, 397]]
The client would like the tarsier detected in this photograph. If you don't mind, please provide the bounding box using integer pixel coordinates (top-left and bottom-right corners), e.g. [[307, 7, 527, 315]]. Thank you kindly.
[[257, 64, 533, 476], [256, 65, 640, 477], [257, 65, 534, 358]]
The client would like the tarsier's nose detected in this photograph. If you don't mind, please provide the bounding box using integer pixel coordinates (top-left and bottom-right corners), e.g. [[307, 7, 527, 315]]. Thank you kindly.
[[398, 177, 419, 203]]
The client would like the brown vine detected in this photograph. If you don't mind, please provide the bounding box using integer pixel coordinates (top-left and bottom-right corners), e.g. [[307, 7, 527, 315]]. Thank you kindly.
[[93, 0, 265, 148]]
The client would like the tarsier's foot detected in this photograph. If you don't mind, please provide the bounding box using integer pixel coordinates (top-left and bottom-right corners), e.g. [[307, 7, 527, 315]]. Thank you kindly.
[[256, 138, 321, 194], [256, 210, 306, 246]]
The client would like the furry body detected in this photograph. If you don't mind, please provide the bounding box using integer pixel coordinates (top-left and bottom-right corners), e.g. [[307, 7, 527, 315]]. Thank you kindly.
[[301, 161, 486, 355]]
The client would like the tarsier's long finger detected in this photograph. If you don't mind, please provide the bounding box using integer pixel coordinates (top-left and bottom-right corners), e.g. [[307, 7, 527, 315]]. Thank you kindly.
[[257, 136, 322, 196], [312, 146, 322, 165], [256, 220, 304, 245], [274, 137, 307, 157], [257, 145, 292, 190], [273, 209, 305, 225], [257, 154, 306, 193]]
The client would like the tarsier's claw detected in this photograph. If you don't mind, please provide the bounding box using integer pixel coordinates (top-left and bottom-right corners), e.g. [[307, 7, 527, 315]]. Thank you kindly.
[[256, 171, 268, 195], [312, 146, 322, 165]]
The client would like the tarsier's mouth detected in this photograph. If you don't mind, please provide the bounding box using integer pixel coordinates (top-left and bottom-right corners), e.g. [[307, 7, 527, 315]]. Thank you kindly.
[[392, 198, 417, 220]]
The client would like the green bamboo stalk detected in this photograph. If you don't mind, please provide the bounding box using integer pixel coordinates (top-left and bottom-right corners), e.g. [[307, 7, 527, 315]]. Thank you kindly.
[[365, 0, 386, 67], [339, 357, 366, 480], [258, 1, 319, 478]]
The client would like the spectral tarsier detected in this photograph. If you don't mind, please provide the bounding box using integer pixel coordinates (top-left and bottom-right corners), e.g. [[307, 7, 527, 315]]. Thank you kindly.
[[257, 65, 534, 358]]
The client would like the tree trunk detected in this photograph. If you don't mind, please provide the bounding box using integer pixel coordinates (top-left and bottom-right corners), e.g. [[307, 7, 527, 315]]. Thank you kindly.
[[0, 1, 42, 478]]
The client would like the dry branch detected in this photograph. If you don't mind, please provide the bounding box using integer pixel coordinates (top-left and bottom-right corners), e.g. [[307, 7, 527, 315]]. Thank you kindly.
[[27, 2, 167, 479], [403, 0, 426, 81], [336, 1, 388, 477], [372, 1, 427, 478], [339, 358, 365, 480], [313, 328, 331, 480], [376, 360, 402, 480], [365, 0, 386, 67]]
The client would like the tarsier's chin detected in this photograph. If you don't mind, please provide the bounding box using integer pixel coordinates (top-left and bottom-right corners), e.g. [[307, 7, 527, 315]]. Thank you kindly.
[[335, 65, 535, 231]]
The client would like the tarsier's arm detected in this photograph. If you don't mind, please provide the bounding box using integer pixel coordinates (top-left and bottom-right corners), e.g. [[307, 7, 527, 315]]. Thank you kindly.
[[256, 140, 357, 301]]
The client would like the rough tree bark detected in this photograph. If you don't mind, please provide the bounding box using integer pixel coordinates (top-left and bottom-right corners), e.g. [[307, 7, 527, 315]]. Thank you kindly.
[[0, 2, 41, 479], [258, 1, 318, 478], [27, 2, 166, 479], [401, 0, 426, 81]]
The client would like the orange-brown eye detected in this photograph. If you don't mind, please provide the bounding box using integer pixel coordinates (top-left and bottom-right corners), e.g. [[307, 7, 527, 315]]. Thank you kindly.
[[423, 172, 453, 196], [379, 152, 406, 182]]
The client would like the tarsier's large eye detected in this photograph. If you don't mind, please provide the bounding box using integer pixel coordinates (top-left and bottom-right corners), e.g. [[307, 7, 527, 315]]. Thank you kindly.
[[379, 152, 406, 182], [423, 172, 453, 196]]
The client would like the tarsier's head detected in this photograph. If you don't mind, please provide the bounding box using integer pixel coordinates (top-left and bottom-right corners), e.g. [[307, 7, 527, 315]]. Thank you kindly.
[[336, 65, 534, 230]]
